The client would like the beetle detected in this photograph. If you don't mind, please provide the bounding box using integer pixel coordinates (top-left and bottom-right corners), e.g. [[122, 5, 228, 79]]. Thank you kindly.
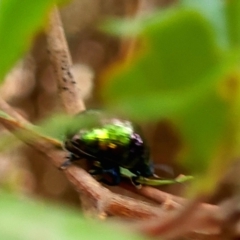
[[61, 110, 154, 186]]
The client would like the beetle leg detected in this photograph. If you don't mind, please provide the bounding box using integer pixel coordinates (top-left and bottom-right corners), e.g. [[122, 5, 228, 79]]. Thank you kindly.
[[89, 166, 103, 175], [59, 153, 81, 170], [100, 167, 121, 186], [130, 175, 142, 189], [59, 160, 71, 170]]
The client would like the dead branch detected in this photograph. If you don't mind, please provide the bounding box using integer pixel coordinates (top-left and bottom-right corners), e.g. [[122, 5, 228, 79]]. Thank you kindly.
[[0, 105, 165, 218], [0, 98, 223, 238], [140, 196, 220, 238], [46, 5, 91, 213], [47, 6, 85, 115]]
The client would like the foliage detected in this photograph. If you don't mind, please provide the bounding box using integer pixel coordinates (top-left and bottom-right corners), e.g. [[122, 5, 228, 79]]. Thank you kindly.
[[0, 0, 63, 81], [0, 192, 143, 240], [102, 0, 240, 193]]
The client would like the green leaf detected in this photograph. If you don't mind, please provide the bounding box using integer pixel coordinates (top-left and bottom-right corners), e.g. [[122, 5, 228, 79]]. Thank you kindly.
[[38, 111, 103, 141], [180, 0, 229, 49], [176, 90, 229, 174], [0, 192, 143, 240], [103, 9, 224, 120], [0, 110, 13, 119], [225, 0, 240, 48], [102, 6, 236, 188], [0, 0, 56, 81]]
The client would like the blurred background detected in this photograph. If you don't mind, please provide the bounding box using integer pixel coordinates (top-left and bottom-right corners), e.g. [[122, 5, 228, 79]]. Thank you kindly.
[[0, 0, 184, 208]]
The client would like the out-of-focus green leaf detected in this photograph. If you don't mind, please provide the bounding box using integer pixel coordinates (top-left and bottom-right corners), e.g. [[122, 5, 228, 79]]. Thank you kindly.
[[103, 10, 224, 120], [225, 0, 240, 48], [38, 114, 77, 141], [0, 193, 143, 240], [0, 110, 13, 119], [101, 8, 175, 37], [0, 0, 60, 81], [180, 0, 229, 49], [101, 4, 238, 191], [38, 111, 103, 141], [176, 90, 229, 174]]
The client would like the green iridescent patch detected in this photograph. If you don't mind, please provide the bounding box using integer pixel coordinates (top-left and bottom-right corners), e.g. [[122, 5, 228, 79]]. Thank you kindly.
[[81, 124, 132, 146]]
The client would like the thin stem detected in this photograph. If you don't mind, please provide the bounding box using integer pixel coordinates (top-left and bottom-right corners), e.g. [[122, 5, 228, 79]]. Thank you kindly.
[[47, 6, 85, 115]]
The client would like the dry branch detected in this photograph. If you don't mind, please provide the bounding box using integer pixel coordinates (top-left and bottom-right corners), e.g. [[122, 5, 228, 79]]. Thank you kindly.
[[47, 6, 85, 115], [47, 5, 92, 214], [0, 104, 167, 219], [0, 96, 224, 238]]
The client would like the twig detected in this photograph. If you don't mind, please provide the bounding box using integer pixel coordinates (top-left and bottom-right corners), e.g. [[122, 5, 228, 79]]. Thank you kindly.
[[121, 182, 186, 205], [0, 96, 224, 236], [0, 107, 165, 219], [0, 109, 61, 148], [0, 97, 28, 123], [140, 195, 220, 238], [46, 5, 91, 213], [47, 6, 85, 115], [63, 165, 163, 219]]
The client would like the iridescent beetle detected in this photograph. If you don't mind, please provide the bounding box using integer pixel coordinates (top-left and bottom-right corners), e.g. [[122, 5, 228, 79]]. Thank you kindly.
[[62, 110, 154, 186]]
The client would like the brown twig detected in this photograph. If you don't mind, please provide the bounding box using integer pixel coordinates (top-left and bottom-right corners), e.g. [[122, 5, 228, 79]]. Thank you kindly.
[[0, 99, 223, 238], [46, 5, 91, 213], [140, 195, 220, 238], [0, 104, 166, 219], [121, 182, 186, 206], [63, 165, 164, 219], [46, 4, 175, 219], [0, 103, 169, 220], [47, 6, 85, 115]]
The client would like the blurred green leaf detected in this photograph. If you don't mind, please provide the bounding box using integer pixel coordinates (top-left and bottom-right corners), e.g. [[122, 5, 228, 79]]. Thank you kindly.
[[102, 6, 188, 38], [176, 90, 229, 174], [37, 114, 75, 141], [103, 9, 224, 120], [38, 110, 106, 141], [101, 4, 239, 190], [0, 193, 143, 240], [181, 0, 229, 49], [0, 110, 13, 119], [0, 0, 57, 81], [225, 0, 240, 48]]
